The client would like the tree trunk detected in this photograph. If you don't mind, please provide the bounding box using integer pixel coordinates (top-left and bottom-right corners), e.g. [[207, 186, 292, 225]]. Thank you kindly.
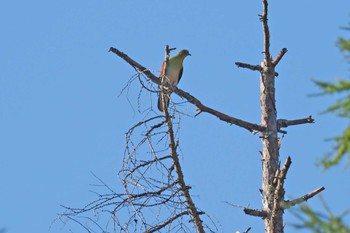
[[260, 61, 283, 232]]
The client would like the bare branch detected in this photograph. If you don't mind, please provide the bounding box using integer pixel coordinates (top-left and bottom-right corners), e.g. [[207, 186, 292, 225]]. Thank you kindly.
[[162, 71, 205, 232], [235, 62, 262, 72], [235, 61, 279, 77], [176, 88, 264, 132], [65, 216, 93, 233], [260, 0, 272, 65], [279, 156, 292, 182], [145, 211, 190, 233], [226, 201, 268, 219], [272, 48, 288, 67], [272, 156, 291, 216], [109, 47, 157, 83], [277, 116, 315, 129], [244, 208, 267, 218], [109, 46, 264, 133], [59, 109, 209, 232], [281, 187, 326, 209], [244, 227, 252, 233], [125, 155, 172, 180]]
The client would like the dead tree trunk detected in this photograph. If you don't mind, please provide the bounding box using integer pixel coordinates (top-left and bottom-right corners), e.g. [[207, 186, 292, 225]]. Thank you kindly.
[[260, 48, 283, 233], [237, 1, 323, 232], [259, 1, 283, 231]]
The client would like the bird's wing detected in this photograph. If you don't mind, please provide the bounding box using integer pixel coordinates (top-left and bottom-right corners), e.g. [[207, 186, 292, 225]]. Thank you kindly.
[[177, 67, 184, 84]]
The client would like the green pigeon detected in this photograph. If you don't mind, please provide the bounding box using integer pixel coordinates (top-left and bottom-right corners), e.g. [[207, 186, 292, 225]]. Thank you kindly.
[[158, 49, 191, 112]]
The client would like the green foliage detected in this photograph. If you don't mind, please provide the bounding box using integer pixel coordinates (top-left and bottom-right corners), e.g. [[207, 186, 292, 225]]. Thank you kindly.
[[293, 24, 350, 233], [319, 126, 350, 169], [291, 203, 350, 233], [338, 37, 350, 58], [314, 37, 350, 169], [314, 80, 350, 117], [314, 80, 350, 95]]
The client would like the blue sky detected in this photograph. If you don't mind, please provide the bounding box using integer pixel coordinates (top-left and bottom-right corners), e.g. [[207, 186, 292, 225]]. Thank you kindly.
[[1, 0, 350, 232]]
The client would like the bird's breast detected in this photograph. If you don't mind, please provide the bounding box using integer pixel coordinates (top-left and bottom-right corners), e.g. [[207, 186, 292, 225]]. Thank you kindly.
[[165, 67, 181, 85]]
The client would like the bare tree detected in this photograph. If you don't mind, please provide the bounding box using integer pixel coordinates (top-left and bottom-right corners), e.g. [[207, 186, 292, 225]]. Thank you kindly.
[[60, 0, 325, 232]]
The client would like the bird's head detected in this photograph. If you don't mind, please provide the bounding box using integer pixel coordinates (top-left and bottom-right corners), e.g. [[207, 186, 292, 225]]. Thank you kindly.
[[177, 49, 191, 57]]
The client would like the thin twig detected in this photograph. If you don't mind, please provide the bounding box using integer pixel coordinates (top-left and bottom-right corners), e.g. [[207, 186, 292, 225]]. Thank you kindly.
[[65, 216, 93, 233], [145, 211, 190, 233]]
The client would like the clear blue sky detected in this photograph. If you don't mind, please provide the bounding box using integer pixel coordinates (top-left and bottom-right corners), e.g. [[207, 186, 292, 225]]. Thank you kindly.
[[1, 1, 350, 232]]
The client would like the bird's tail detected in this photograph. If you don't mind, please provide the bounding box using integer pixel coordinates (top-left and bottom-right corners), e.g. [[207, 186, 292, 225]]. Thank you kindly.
[[158, 92, 170, 112]]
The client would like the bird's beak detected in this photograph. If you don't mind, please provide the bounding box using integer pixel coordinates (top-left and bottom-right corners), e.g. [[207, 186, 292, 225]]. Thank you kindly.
[[188, 53, 192, 56]]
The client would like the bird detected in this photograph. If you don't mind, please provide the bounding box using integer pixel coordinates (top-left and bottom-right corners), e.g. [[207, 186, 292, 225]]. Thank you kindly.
[[158, 49, 191, 112]]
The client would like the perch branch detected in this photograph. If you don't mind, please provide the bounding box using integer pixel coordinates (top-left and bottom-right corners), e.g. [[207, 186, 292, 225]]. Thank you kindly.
[[161, 48, 205, 232], [280, 186, 325, 209], [109, 47, 264, 133]]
